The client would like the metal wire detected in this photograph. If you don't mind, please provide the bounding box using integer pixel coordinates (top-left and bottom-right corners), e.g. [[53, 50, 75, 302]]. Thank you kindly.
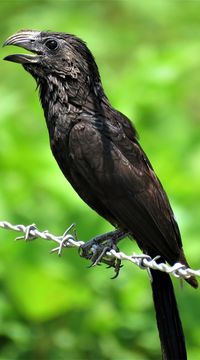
[[0, 220, 200, 281]]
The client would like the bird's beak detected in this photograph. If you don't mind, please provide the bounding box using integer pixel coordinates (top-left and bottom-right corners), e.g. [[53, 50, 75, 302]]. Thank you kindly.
[[3, 30, 41, 64]]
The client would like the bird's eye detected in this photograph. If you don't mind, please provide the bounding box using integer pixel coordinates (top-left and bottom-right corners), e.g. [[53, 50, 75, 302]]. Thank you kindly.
[[45, 39, 58, 50]]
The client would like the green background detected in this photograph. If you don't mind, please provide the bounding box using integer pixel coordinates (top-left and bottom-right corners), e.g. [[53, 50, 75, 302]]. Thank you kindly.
[[0, 1, 200, 359]]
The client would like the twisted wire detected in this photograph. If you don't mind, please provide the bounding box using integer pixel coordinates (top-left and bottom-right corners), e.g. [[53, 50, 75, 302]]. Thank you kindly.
[[0, 220, 199, 280]]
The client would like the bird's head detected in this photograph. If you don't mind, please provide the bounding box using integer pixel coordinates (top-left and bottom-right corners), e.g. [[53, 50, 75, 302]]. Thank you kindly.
[[3, 29, 101, 89]]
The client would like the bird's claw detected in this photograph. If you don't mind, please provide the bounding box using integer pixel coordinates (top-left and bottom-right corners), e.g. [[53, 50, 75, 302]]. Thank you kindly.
[[80, 237, 123, 278], [110, 260, 123, 279]]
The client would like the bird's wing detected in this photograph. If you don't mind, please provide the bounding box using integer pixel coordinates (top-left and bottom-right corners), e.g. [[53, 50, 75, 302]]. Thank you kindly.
[[69, 119, 182, 264]]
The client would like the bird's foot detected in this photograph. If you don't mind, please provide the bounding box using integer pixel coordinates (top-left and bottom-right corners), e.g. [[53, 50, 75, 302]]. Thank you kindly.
[[79, 229, 129, 278]]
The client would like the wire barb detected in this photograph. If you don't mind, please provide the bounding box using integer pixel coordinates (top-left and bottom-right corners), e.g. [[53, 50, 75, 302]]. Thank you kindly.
[[0, 220, 200, 281]]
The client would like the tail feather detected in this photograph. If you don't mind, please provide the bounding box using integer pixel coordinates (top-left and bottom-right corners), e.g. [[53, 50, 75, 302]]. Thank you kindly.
[[151, 269, 187, 360], [178, 250, 198, 289]]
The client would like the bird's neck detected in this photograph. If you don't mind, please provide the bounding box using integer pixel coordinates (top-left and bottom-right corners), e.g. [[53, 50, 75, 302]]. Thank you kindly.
[[38, 73, 108, 137], [39, 74, 85, 130]]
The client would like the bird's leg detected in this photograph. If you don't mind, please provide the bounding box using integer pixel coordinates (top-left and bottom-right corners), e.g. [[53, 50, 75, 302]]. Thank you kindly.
[[80, 229, 127, 259], [79, 229, 129, 277]]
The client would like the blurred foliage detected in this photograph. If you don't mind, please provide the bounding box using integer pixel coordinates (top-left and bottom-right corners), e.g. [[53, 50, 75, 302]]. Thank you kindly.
[[0, 1, 200, 359]]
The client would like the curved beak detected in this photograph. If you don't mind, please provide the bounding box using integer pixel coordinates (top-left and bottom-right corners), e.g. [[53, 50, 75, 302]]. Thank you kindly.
[[3, 30, 41, 64]]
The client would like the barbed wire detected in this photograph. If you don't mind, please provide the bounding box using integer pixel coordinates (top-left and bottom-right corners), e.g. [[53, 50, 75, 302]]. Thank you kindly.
[[0, 220, 200, 281]]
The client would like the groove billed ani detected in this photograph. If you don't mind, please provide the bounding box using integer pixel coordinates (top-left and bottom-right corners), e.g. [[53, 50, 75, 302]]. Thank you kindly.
[[4, 30, 198, 359]]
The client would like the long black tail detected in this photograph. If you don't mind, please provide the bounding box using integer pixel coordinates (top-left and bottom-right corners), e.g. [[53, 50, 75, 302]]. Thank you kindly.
[[151, 269, 187, 360]]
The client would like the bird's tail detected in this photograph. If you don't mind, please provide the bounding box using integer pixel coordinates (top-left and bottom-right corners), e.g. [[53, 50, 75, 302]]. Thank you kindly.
[[151, 269, 187, 360]]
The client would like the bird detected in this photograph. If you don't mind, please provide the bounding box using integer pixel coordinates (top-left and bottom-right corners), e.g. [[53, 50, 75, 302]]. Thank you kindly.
[[3, 29, 198, 359]]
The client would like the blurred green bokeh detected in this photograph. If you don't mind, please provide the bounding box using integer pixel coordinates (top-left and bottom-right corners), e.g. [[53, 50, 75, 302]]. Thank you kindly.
[[0, 1, 200, 359]]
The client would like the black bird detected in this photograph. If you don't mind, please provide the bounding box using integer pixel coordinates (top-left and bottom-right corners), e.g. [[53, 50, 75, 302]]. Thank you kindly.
[[3, 30, 198, 359]]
